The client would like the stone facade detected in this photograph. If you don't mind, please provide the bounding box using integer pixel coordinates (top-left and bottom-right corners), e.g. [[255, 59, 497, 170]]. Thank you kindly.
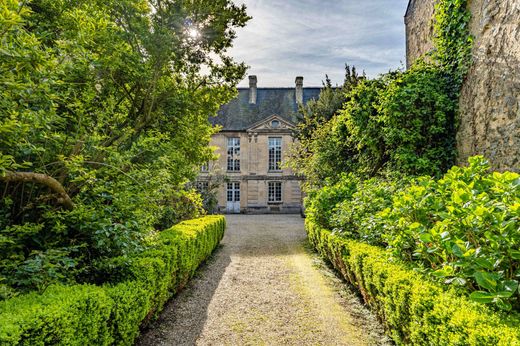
[[405, 0, 520, 171], [405, 0, 437, 67], [199, 77, 321, 214], [457, 0, 520, 171]]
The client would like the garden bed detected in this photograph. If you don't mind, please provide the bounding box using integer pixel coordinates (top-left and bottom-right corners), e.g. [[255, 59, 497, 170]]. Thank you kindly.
[[0, 216, 226, 345], [306, 219, 520, 345]]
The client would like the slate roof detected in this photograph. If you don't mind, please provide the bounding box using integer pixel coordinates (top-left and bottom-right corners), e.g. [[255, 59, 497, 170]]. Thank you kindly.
[[212, 87, 322, 131]]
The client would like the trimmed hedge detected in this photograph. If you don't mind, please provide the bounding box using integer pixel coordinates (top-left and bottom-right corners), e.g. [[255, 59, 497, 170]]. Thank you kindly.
[[0, 216, 226, 345], [306, 219, 520, 345]]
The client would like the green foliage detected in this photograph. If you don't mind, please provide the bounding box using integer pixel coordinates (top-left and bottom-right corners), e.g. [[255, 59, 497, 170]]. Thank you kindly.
[[375, 63, 457, 176], [304, 174, 358, 230], [380, 156, 520, 311], [294, 63, 457, 187], [330, 175, 411, 245], [0, 0, 248, 295], [335, 77, 387, 177], [433, 0, 473, 87], [288, 66, 364, 189], [306, 156, 520, 312], [0, 215, 226, 345], [306, 219, 520, 345]]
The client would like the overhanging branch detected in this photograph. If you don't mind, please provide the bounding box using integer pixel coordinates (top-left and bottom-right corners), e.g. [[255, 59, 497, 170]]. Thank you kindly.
[[1, 171, 74, 210]]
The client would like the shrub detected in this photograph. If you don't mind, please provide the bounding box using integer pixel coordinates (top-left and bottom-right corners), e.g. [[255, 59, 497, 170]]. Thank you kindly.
[[331, 175, 411, 245], [376, 63, 457, 176], [0, 215, 226, 345], [306, 219, 520, 345], [380, 156, 520, 311], [304, 174, 359, 230], [306, 156, 520, 312], [291, 63, 458, 187]]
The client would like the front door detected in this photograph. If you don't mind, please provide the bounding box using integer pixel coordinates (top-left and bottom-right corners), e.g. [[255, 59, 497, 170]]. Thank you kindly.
[[226, 182, 240, 213]]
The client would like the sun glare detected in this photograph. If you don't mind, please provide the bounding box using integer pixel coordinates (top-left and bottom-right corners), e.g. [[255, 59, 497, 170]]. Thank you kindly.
[[188, 28, 200, 39]]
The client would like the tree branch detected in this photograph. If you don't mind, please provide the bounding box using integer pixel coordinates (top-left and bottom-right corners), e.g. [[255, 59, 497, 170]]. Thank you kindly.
[[0, 171, 74, 210]]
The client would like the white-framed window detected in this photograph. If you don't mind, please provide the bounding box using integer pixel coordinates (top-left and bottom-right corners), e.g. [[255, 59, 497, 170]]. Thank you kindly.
[[227, 137, 240, 172], [268, 181, 282, 203], [268, 137, 282, 171], [227, 182, 240, 202], [200, 162, 209, 172]]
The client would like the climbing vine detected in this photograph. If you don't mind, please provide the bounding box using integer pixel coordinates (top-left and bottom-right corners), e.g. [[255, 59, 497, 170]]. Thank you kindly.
[[433, 0, 473, 88]]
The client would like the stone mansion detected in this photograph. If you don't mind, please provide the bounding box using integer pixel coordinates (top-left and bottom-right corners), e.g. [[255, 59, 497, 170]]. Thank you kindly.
[[198, 76, 321, 214]]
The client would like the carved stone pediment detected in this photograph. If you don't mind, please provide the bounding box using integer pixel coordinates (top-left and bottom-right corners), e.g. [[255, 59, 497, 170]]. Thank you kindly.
[[246, 115, 295, 133]]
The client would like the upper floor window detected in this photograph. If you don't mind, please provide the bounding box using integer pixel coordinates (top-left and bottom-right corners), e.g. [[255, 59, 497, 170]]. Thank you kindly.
[[227, 137, 240, 172], [268, 137, 282, 171], [200, 162, 209, 172]]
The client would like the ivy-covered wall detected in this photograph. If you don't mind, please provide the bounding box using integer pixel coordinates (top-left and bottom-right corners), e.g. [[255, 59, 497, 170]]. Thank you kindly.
[[405, 0, 520, 172]]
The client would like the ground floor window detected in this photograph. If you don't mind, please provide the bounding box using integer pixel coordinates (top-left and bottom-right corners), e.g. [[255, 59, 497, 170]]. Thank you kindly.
[[227, 182, 240, 202], [268, 181, 282, 203], [196, 181, 209, 193]]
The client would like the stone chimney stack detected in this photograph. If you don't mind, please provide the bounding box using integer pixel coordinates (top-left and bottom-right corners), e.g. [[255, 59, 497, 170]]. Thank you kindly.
[[249, 75, 257, 104], [295, 76, 304, 104]]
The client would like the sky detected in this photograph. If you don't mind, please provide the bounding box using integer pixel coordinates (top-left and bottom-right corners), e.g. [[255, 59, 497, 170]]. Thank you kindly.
[[229, 0, 410, 87]]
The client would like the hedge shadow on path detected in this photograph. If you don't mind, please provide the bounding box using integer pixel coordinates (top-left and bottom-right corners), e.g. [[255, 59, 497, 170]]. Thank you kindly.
[[136, 244, 231, 346]]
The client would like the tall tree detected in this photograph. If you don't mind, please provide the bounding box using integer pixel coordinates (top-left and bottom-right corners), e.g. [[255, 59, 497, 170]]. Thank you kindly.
[[0, 0, 250, 295], [288, 65, 363, 189]]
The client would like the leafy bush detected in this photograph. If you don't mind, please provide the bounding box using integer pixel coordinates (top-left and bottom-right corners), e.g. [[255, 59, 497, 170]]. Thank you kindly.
[[306, 219, 520, 345], [291, 63, 458, 188], [0, 215, 226, 345], [306, 156, 520, 312], [380, 156, 520, 311], [331, 175, 411, 245], [304, 174, 358, 230], [376, 63, 457, 176]]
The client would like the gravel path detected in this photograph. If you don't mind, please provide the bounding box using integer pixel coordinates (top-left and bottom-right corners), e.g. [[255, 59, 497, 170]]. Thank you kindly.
[[137, 215, 391, 346]]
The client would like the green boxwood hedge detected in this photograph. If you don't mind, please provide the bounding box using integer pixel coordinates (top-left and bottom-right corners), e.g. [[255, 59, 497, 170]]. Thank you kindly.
[[306, 219, 520, 345], [0, 215, 226, 345]]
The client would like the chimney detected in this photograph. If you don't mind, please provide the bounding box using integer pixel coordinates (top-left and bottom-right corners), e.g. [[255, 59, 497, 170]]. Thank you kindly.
[[249, 75, 257, 104], [295, 76, 303, 104]]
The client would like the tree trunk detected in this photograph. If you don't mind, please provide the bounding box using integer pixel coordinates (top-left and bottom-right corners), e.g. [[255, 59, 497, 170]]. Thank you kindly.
[[0, 171, 75, 210]]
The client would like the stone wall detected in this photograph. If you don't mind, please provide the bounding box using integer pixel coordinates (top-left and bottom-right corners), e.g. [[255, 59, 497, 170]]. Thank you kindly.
[[405, 0, 520, 171], [457, 0, 520, 171], [405, 0, 437, 67]]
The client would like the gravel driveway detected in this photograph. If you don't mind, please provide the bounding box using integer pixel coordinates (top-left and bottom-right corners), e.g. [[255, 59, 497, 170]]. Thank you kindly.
[[137, 215, 391, 346]]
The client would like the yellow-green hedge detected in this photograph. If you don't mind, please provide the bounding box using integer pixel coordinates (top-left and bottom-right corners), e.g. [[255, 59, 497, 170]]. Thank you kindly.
[[0, 216, 226, 345], [306, 219, 520, 345]]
